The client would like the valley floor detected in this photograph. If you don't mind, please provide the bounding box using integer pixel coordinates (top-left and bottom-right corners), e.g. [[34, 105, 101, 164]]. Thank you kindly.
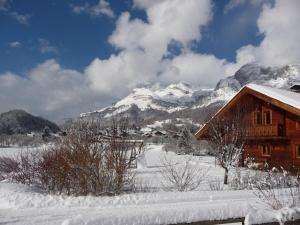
[[0, 144, 297, 225]]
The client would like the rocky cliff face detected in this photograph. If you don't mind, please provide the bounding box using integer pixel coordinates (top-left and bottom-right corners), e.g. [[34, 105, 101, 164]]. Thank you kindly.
[[216, 63, 300, 92]]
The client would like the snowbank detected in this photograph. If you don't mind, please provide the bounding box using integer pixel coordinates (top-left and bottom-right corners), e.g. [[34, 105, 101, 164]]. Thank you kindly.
[[0, 181, 255, 225]]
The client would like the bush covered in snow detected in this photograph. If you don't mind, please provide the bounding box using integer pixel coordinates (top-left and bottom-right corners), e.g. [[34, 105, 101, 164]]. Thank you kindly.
[[0, 150, 44, 184], [254, 168, 300, 210]]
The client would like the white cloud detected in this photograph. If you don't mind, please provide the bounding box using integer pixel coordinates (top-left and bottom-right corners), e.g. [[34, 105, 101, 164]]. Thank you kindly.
[[70, 0, 114, 18], [0, 60, 115, 122], [85, 49, 162, 98], [38, 39, 59, 54], [110, 0, 212, 59], [158, 53, 231, 87], [9, 11, 30, 24], [0, 0, 31, 24], [9, 41, 22, 48], [235, 0, 300, 66], [88, 0, 221, 94]]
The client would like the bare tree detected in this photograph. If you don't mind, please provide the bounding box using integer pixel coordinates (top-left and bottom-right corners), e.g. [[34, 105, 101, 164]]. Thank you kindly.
[[160, 156, 208, 191], [207, 106, 248, 184]]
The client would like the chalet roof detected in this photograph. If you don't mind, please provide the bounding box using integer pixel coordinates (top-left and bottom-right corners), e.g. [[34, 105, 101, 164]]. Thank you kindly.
[[195, 83, 300, 140], [247, 84, 300, 110]]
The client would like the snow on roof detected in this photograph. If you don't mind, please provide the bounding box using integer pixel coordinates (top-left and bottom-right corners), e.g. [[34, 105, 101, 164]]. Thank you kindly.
[[196, 83, 300, 138], [246, 83, 300, 110]]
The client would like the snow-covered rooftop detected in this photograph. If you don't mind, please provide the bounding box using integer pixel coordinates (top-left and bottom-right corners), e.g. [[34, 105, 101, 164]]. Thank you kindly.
[[196, 83, 300, 138], [246, 83, 300, 110]]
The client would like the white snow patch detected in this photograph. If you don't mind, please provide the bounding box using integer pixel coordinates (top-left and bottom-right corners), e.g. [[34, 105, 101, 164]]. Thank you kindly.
[[247, 83, 300, 110]]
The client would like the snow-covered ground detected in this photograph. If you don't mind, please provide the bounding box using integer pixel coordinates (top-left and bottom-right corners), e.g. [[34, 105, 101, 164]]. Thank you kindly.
[[0, 145, 49, 158], [0, 144, 298, 225], [140, 118, 201, 133]]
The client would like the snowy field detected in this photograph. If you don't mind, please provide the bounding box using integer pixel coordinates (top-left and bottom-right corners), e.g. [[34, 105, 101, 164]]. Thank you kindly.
[[0, 144, 51, 158], [0, 144, 297, 225]]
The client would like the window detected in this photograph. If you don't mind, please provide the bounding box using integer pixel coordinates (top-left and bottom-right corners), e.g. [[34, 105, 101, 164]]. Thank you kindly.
[[263, 110, 272, 125], [253, 111, 262, 125], [296, 145, 300, 158], [261, 144, 271, 156]]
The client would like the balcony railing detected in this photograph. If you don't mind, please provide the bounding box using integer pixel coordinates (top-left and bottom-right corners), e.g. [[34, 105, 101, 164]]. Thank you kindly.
[[245, 124, 285, 137]]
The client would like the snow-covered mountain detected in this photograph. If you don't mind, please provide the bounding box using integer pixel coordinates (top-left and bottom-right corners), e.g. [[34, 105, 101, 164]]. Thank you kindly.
[[216, 63, 300, 91], [113, 83, 195, 112], [80, 63, 300, 126], [81, 82, 212, 118], [192, 63, 300, 109]]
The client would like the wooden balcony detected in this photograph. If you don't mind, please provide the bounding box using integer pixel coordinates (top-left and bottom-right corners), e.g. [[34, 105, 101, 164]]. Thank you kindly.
[[245, 124, 285, 138]]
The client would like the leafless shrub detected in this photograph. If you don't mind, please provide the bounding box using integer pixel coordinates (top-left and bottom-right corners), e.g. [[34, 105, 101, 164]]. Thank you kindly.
[[131, 179, 158, 193], [38, 121, 137, 195], [230, 167, 254, 190], [160, 156, 208, 191], [14, 151, 40, 184], [37, 147, 72, 194], [208, 178, 224, 191], [39, 119, 140, 196], [229, 168, 266, 190], [254, 168, 300, 210], [0, 119, 142, 196], [0, 157, 19, 174], [0, 150, 41, 184]]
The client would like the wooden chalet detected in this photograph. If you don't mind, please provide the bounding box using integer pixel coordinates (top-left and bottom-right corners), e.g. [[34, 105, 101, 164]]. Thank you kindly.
[[195, 84, 300, 171]]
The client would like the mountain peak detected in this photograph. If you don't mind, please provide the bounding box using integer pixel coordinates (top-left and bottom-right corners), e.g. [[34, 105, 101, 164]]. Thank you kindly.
[[113, 82, 195, 112]]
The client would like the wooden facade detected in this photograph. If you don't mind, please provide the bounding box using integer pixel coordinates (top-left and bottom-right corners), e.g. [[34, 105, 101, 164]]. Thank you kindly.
[[195, 85, 300, 171]]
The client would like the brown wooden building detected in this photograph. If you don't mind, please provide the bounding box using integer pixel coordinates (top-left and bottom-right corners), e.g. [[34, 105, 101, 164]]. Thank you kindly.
[[196, 84, 300, 171]]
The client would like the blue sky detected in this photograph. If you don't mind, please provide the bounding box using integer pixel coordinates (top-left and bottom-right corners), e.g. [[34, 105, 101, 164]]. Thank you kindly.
[[0, 0, 299, 121], [1, 0, 119, 73], [0, 0, 264, 74]]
